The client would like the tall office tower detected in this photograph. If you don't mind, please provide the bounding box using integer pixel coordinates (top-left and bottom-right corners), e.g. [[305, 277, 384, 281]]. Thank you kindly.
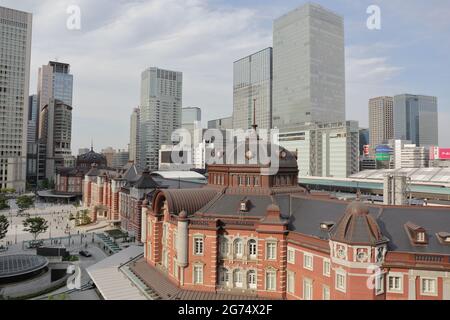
[[37, 61, 73, 112], [393, 94, 438, 147], [0, 7, 32, 192], [272, 3, 345, 130], [129, 108, 140, 164], [38, 99, 73, 180], [369, 96, 394, 149], [182, 107, 201, 126], [139, 67, 182, 170], [27, 95, 39, 144], [233, 48, 273, 130], [101, 147, 116, 167]]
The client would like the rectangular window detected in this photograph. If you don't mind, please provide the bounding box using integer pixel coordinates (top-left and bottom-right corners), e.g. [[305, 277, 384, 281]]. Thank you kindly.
[[194, 265, 203, 285], [266, 271, 276, 291], [336, 272, 346, 292], [303, 253, 313, 271], [303, 278, 313, 300], [323, 259, 331, 277], [323, 286, 331, 300], [287, 247, 295, 264], [375, 274, 385, 295], [266, 242, 277, 260], [388, 275, 403, 293], [287, 271, 295, 294], [194, 237, 204, 255], [421, 278, 437, 296]]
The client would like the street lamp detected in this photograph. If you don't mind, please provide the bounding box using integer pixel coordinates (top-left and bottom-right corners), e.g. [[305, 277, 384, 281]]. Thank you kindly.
[[15, 225, 18, 244]]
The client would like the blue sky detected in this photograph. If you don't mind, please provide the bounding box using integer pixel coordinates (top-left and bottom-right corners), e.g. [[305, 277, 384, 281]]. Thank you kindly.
[[1, 0, 449, 152]]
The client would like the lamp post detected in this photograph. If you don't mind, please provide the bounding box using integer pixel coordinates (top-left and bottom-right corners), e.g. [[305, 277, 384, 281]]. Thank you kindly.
[[15, 225, 18, 244]]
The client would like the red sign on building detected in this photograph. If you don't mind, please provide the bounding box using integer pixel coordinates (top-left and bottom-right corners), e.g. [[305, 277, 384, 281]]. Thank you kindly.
[[439, 148, 450, 160]]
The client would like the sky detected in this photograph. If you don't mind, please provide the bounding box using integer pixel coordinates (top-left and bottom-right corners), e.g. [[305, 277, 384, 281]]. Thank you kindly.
[[1, 0, 450, 153]]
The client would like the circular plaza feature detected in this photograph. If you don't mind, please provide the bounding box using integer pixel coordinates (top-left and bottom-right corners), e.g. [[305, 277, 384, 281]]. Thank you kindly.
[[0, 255, 49, 284]]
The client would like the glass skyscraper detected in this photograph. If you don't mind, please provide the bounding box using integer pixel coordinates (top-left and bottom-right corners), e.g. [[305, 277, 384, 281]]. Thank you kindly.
[[233, 47, 273, 130], [272, 3, 345, 130], [393, 94, 438, 147]]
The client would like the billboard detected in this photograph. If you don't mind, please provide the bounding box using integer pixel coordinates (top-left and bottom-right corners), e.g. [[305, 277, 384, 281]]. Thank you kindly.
[[439, 148, 450, 160], [375, 145, 392, 154], [376, 154, 391, 161]]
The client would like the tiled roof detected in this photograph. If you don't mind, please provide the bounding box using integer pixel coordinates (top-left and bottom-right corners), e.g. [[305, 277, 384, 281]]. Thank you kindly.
[[154, 188, 220, 215]]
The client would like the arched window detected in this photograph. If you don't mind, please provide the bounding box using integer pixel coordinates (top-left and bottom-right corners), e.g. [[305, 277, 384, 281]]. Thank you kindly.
[[234, 269, 243, 288], [248, 270, 257, 289], [248, 239, 257, 258], [234, 239, 243, 258]]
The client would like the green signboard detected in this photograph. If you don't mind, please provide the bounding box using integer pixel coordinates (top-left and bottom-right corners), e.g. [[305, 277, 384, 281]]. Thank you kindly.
[[376, 153, 391, 161]]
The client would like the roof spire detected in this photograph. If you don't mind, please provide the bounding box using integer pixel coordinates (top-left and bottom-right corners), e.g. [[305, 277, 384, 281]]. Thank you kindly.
[[91, 139, 94, 151]]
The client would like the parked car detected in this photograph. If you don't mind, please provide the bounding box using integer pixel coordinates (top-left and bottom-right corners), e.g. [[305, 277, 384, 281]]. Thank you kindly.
[[79, 250, 92, 257]]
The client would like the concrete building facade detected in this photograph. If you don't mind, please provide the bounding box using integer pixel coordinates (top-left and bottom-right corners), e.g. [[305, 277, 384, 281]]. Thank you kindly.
[[139, 67, 182, 171], [129, 108, 140, 165], [277, 121, 360, 178], [369, 96, 394, 149], [0, 6, 32, 192]]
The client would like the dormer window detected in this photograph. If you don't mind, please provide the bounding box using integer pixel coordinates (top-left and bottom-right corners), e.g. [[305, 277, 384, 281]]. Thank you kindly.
[[405, 222, 428, 245], [240, 199, 250, 212], [320, 221, 335, 231], [437, 232, 450, 244]]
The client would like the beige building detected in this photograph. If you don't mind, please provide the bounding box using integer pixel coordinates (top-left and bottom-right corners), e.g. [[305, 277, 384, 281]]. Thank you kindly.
[[369, 96, 394, 149], [129, 108, 140, 165], [0, 6, 33, 192]]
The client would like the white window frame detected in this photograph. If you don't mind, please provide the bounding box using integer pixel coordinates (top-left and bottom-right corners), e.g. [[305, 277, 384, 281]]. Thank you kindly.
[[248, 270, 257, 290], [220, 237, 229, 257], [322, 285, 331, 300], [387, 274, 403, 293], [248, 239, 257, 258], [303, 253, 313, 271], [266, 242, 277, 260], [193, 265, 204, 285], [265, 270, 276, 291], [287, 271, 295, 294], [335, 271, 347, 293], [234, 269, 243, 288], [287, 247, 295, 264], [193, 236, 204, 256], [323, 259, 331, 277], [234, 239, 244, 258], [303, 278, 313, 300], [421, 277, 438, 296], [375, 274, 385, 295]]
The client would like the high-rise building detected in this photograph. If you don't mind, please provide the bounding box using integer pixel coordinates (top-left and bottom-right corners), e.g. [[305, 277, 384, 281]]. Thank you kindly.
[[393, 94, 438, 147], [277, 121, 359, 178], [272, 3, 345, 130], [369, 96, 394, 149], [139, 67, 182, 171], [233, 48, 273, 130], [112, 149, 130, 169], [129, 108, 140, 165], [0, 6, 32, 192], [27, 95, 39, 144], [38, 99, 73, 180], [101, 147, 116, 167], [37, 61, 73, 112], [182, 107, 201, 126], [208, 117, 233, 130]]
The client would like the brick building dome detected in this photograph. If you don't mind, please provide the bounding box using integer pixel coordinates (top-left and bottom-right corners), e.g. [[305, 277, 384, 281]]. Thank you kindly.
[[330, 202, 388, 245]]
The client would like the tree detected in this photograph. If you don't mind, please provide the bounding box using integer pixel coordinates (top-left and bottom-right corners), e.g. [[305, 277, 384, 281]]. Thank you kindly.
[[0, 195, 9, 210], [23, 217, 48, 241], [16, 195, 35, 211], [0, 215, 9, 240]]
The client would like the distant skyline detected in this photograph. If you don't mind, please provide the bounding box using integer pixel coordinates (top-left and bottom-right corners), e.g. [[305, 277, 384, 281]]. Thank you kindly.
[[2, 0, 449, 153]]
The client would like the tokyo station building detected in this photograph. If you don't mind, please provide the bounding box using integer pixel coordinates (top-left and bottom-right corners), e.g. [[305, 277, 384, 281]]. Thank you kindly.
[[134, 139, 450, 300]]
